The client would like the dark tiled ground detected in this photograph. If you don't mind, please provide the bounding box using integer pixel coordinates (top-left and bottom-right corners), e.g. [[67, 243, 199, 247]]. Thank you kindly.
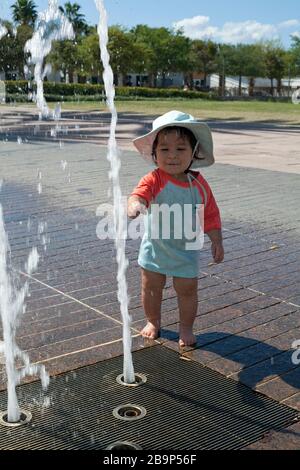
[[245, 421, 300, 450], [0, 132, 299, 449]]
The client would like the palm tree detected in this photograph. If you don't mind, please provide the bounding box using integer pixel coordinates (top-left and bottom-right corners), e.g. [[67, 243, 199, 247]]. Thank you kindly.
[[59, 2, 88, 36], [11, 0, 37, 28]]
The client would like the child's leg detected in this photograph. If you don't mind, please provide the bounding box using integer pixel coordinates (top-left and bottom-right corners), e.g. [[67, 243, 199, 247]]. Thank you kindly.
[[141, 268, 166, 339], [173, 277, 198, 347]]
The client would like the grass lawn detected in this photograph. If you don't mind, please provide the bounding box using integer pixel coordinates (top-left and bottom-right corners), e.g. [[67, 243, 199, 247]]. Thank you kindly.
[[63, 99, 300, 124], [14, 99, 300, 124]]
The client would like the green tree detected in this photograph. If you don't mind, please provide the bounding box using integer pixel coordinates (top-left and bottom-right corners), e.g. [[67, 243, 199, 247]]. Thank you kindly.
[[48, 4, 89, 84], [263, 41, 286, 96], [190, 40, 218, 89], [11, 0, 37, 27], [48, 39, 80, 83], [131, 25, 191, 87], [289, 36, 300, 75], [75, 26, 148, 85], [216, 44, 232, 96], [225, 44, 248, 96], [76, 30, 103, 82], [130, 25, 156, 86], [59, 2, 88, 36], [226, 44, 266, 96], [246, 44, 266, 96], [165, 31, 191, 87], [107, 26, 148, 85], [0, 20, 33, 79]]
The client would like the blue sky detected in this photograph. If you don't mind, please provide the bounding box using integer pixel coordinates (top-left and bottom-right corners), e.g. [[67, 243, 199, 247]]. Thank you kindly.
[[1, 0, 299, 47]]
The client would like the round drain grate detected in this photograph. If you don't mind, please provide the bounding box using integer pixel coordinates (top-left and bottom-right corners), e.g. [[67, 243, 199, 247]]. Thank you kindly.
[[116, 373, 147, 387], [106, 441, 142, 450], [0, 410, 32, 428], [113, 404, 147, 421]]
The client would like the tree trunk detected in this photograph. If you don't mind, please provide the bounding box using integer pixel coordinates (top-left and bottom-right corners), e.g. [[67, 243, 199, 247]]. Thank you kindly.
[[249, 77, 255, 97], [118, 73, 127, 87], [239, 74, 242, 97], [218, 74, 225, 97], [148, 73, 155, 88], [78, 75, 86, 84], [270, 78, 274, 96], [188, 72, 194, 90], [277, 78, 282, 97]]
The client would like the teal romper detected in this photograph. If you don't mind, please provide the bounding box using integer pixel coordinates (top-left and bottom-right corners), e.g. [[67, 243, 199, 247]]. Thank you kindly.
[[131, 168, 221, 278]]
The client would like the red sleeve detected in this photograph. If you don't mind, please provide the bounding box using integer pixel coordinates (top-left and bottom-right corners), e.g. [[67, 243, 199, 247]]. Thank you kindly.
[[130, 170, 161, 208], [196, 174, 222, 233]]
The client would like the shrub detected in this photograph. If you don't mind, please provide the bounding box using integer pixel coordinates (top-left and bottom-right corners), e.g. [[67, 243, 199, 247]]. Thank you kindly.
[[4, 80, 216, 101]]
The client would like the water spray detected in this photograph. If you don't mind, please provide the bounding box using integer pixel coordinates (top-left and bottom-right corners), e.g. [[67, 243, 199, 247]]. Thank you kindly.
[[0, 205, 49, 425], [24, 0, 74, 120], [0, 24, 7, 40], [95, 0, 137, 385]]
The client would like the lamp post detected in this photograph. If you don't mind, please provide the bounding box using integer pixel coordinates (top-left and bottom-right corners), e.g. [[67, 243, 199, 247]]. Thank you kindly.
[[218, 45, 225, 98], [222, 55, 225, 97], [288, 63, 291, 99]]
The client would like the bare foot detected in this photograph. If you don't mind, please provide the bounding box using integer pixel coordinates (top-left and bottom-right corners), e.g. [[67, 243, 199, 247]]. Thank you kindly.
[[140, 322, 160, 340], [179, 327, 196, 347]]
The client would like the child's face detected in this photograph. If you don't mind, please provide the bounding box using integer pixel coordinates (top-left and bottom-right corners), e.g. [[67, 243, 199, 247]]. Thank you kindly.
[[155, 130, 193, 178]]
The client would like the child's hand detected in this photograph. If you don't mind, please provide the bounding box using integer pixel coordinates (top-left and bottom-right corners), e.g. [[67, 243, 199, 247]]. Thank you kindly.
[[127, 199, 147, 219], [211, 241, 224, 264]]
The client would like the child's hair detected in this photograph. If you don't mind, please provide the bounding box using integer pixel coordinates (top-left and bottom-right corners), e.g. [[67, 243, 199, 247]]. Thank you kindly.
[[151, 126, 204, 165]]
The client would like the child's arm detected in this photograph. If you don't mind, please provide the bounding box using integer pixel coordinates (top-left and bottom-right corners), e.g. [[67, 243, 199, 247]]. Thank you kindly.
[[128, 170, 159, 219], [127, 196, 148, 219], [206, 228, 224, 264], [197, 174, 224, 264]]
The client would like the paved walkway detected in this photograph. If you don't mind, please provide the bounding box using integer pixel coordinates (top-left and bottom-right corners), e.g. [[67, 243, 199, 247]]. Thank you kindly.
[[0, 107, 299, 449], [1, 105, 300, 174]]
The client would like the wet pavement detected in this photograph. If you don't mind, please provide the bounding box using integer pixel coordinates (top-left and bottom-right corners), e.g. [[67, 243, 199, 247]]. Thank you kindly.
[[1, 105, 300, 174], [0, 108, 299, 449]]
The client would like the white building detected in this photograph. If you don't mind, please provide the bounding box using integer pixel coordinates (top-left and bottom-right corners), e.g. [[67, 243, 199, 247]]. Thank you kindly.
[[209, 74, 300, 96], [125, 72, 184, 88]]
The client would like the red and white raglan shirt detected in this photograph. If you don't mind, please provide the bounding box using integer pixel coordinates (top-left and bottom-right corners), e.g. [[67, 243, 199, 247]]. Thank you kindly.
[[131, 168, 221, 278]]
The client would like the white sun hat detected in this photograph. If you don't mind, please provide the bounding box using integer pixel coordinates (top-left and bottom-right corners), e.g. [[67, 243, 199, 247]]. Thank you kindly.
[[133, 110, 215, 169]]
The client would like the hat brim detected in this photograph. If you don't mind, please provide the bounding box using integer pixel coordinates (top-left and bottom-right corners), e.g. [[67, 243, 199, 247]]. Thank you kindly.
[[133, 121, 214, 169]]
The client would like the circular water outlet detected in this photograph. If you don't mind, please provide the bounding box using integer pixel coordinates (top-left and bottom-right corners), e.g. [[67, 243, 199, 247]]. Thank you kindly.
[[116, 373, 147, 387], [106, 441, 142, 450], [0, 410, 32, 428], [113, 404, 147, 422]]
